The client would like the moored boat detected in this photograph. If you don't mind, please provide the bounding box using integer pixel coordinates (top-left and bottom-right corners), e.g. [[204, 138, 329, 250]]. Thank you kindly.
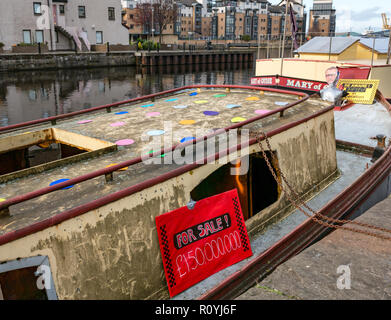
[[0, 82, 390, 300]]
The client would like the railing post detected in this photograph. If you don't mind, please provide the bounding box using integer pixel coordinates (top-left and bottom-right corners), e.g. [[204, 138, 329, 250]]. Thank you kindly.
[[0, 206, 10, 218]]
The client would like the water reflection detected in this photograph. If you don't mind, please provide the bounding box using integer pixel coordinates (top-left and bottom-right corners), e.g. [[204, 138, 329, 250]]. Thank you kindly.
[[0, 62, 254, 127]]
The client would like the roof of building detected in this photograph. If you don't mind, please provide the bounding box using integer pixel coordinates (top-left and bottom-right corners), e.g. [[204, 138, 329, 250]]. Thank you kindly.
[[179, 0, 201, 7], [297, 36, 360, 54], [297, 36, 390, 55], [359, 38, 390, 54]]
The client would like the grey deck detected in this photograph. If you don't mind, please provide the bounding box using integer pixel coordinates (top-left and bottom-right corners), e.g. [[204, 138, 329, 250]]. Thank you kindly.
[[237, 194, 391, 300], [174, 150, 370, 300]]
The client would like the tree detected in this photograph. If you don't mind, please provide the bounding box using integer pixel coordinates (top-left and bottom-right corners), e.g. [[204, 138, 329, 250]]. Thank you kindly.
[[135, 0, 178, 44], [154, 0, 178, 44]]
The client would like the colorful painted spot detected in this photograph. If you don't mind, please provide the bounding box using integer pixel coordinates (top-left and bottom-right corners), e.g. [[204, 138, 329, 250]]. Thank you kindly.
[[165, 98, 178, 102], [246, 97, 260, 101], [115, 111, 129, 115], [194, 100, 208, 104], [49, 179, 74, 190], [231, 117, 246, 123], [110, 121, 125, 127], [115, 139, 135, 146], [0, 198, 6, 203], [148, 150, 166, 158], [226, 104, 241, 109], [214, 94, 227, 98], [146, 112, 161, 117], [77, 120, 93, 124], [275, 101, 289, 106], [105, 163, 128, 171], [203, 111, 219, 116], [255, 109, 272, 115], [189, 92, 198, 96], [179, 120, 196, 125], [147, 130, 165, 136], [141, 103, 154, 108], [180, 137, 196, 143], [173, 105, 188, 109]]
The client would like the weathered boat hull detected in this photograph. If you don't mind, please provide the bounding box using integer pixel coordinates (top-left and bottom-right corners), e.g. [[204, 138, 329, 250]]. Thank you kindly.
[[0, 84, 389, 300]]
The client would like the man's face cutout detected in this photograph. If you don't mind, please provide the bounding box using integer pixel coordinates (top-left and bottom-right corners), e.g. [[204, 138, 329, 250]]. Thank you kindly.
[[325, 68, 339, 86]]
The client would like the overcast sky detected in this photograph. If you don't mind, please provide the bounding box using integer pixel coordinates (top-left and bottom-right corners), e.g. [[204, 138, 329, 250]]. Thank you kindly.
[[297, 0, 390, 33]]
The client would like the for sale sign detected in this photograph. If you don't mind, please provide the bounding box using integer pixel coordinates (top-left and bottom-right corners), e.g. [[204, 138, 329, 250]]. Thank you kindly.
[[156, 189, 252, 297]]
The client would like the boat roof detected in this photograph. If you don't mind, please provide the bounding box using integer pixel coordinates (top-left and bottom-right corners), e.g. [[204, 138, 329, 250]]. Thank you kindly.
[[0, 86, 332, 236]]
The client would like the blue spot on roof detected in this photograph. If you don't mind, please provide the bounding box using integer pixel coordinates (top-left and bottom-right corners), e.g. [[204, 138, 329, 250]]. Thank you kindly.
[[180, 137, 196, 143], [49, 179, 74, 190]]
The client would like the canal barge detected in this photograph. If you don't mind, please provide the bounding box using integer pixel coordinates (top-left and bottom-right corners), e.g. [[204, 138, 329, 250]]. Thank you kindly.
[[0, 84, 390, 300]]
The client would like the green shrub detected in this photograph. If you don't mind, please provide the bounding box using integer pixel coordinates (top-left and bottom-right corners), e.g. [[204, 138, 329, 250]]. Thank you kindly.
[[17, 42, 36, 46], [0, 42, 4, 48], [242, 34, 251, 42]]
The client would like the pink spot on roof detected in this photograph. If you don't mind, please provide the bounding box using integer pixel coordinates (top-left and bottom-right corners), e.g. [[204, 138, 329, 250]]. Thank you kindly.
[[146, 112, 161, 117], [115, 139, 135, 146], [255, 109, 272, 115], [77, 120, 93, 124], [110, 121, 125, 127]]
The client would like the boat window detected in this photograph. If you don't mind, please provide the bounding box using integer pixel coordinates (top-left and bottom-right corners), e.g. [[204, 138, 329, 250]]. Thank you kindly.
[[0, 256, 57, 300], [190, 151, 279, 220]]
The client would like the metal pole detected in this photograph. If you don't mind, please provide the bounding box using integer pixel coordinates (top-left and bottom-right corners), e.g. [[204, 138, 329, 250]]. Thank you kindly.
[[151, 1, 154, 43], [267, 34, 270, 59], [371, 36, 375, 67], [387, 31, 391, 65], [280, 0, 289, 75], [278, 34, 282, 58]]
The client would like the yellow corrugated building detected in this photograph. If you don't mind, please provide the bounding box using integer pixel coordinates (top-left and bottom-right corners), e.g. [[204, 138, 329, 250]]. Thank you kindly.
[[297, 37, 388, 61]]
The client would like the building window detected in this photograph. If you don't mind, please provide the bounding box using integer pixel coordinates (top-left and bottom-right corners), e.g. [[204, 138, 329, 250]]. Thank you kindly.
[[96, 31, 103, 44], [108, 7, 115, 20], [33, 2, 41, 15], [23, 30, 32, 44], [35, 30, 44, 43], [59, 5, 65, 15], [78, 6, 86, 18]]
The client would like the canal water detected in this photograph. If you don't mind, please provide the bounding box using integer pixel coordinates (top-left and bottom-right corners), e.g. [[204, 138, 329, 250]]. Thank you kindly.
[[0, 63, 254, 127]]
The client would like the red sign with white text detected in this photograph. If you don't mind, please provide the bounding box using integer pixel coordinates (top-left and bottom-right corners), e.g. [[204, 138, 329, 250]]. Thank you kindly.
[[278, 77, 327, 91], [156, 189, 252, 297]]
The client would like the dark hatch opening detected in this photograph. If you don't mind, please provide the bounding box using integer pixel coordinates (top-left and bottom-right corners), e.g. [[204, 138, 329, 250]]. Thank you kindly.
[[0, 266, 48, 300], [0, 142, 87, 176], [190, 151, 280, 220]]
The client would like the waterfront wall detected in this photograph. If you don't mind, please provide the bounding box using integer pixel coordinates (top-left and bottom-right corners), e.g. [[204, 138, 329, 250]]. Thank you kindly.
[[0, 52, 137, 72], [0, 47, 292, 72], [0, 109, 338, 300]]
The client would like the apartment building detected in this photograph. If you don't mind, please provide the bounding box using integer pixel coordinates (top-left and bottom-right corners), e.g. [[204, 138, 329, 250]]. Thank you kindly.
[[308, 0, 336, 37], [0, 0, 128, 52], [120, 0, 308, 42]]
